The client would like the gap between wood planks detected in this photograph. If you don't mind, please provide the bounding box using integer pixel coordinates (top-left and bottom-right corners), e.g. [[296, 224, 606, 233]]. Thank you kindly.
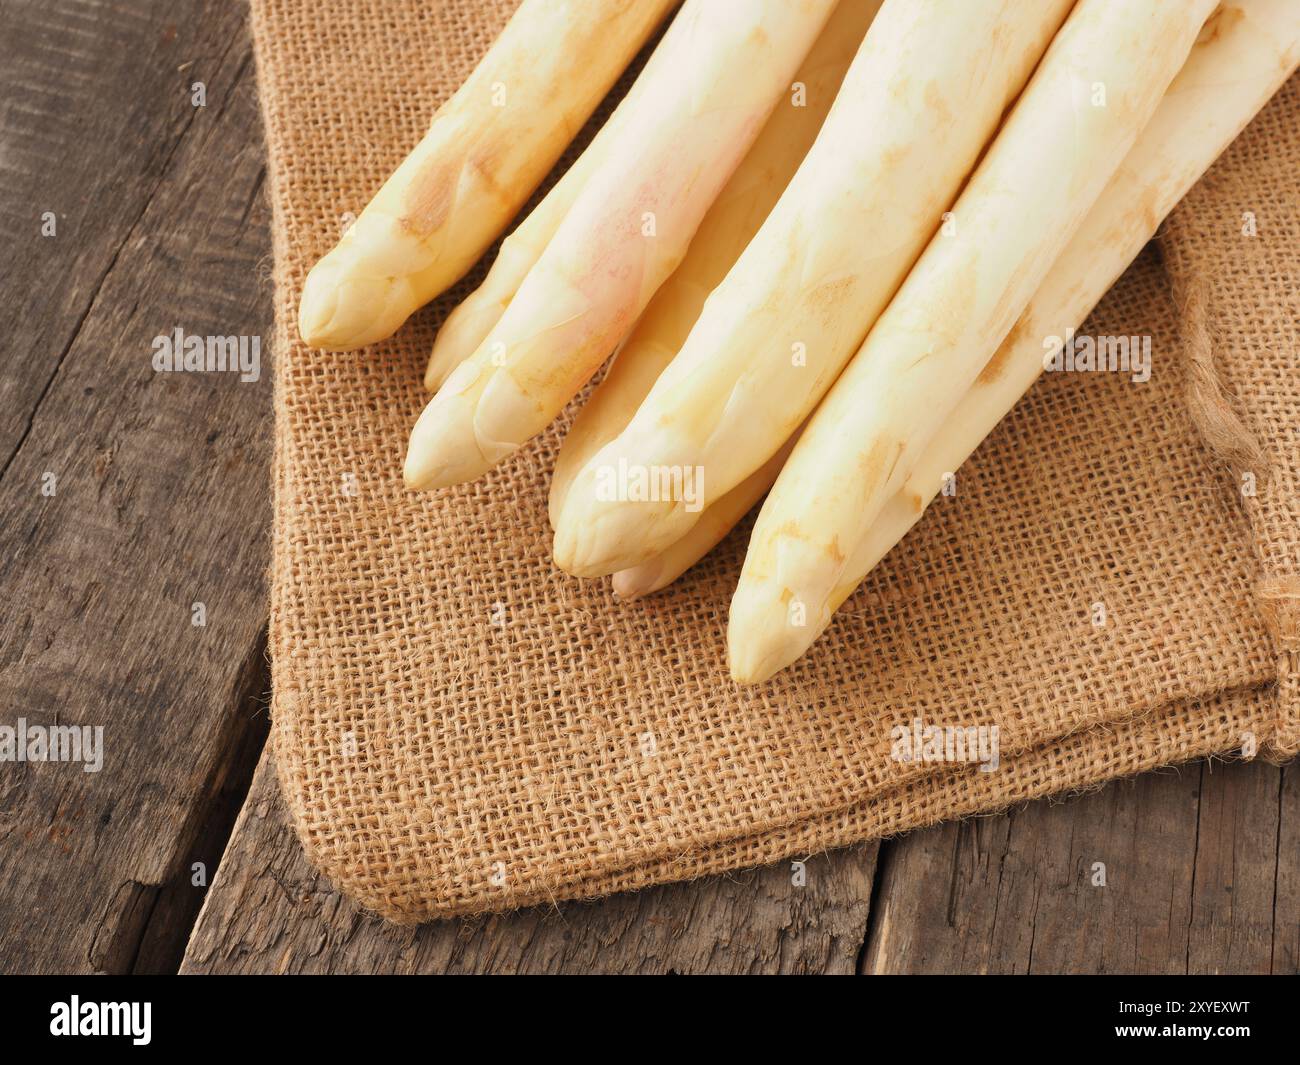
[[131, 634, 270, 974]]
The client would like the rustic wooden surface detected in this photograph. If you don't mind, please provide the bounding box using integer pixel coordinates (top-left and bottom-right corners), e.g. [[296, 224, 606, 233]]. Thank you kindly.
[[176, 751, 1297, 975], [0, 0, 272, 974], [1, 0, 1295, 976], [179, 755, 880, 975]]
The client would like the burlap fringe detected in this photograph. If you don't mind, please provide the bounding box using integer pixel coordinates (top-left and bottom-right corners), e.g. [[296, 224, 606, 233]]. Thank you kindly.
[[1257, 576, 1300, 761], [1172, 272, 1296, 762], [1174, 275, 1272, 484]]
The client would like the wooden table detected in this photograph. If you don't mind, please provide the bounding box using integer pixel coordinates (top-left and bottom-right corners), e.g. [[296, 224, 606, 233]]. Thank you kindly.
[[2, 0, 1294, 976]]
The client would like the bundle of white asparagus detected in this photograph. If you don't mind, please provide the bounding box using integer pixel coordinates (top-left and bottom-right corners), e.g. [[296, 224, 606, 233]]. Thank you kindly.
[[300, 0, 1300, 682]]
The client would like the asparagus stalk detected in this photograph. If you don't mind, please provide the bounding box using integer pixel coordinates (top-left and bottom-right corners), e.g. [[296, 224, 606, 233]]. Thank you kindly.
[[613, 439, 797, 599], [403, 0, 840, 491], [552, 0, 1074, 577], [641, 0, 1300, 603], [422, 16, 677, 393], [729, 0, 1221, 684], [548, 0, 882, 530], [828, 0, 1300, 619], [422, 140, 593, 393], [625, 0, 1300, 603], [297, 0, 675, 352]]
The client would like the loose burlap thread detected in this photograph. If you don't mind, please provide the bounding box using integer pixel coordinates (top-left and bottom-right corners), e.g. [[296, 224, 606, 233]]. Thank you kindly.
[[1160, 109, 1300, 761], [251, 0, 1298, 921]]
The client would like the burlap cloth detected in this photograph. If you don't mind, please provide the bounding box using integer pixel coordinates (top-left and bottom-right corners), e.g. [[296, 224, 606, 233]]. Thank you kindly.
[[250, 1, 1299, 921]]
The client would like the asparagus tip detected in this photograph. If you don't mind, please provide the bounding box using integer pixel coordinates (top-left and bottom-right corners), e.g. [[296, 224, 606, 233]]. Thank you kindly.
[[403, 396, 496, 489], [727, 578, 820, 684], [610, 558, 665, 600]]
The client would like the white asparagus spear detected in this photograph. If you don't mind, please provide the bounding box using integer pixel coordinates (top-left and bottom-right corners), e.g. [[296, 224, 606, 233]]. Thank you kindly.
[[828, 0, 1300, 614], [422, 14, 677, 393], [728, 0, 1221, 684], [552, 0, 1075, 577], [613, 439, 797, 599], [404, 0, 839, 491], [424, 0, 842, 395], [548, 0, 882, 529], [297, 0, 675, 352], [627, 0, 1300, 602], [422, 135, 597, 393]]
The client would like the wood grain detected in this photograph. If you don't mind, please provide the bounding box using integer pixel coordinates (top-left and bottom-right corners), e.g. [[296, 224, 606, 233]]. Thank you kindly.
[[0, 0, 272, 973], [181, 752, 878, 975], [861, 758, 1295, 974]]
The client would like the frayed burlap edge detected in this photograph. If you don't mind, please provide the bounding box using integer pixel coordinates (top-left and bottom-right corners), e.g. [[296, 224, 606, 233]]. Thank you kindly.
[[1161, 74, 1300, 762]]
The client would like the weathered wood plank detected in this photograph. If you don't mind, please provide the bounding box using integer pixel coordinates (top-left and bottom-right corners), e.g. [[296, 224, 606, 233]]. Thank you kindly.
[[861, 758, 1295, 974], [181, 752, 878, 974], [1274, 765, 1300, 973], [1, 0, 237, 466], [0, 0, 273, 973], [1185, 759, 1293, 974], [130, 634, 270, 974]]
